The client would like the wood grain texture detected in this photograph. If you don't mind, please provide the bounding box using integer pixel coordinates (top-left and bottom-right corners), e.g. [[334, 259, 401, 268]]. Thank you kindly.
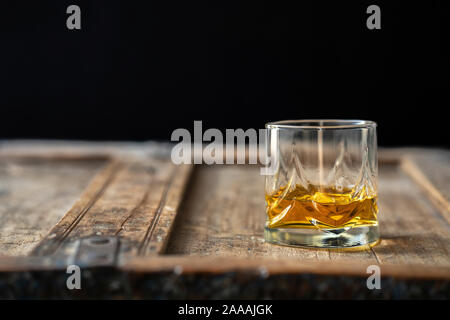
[[0, 157, 105, 256], [166, 165, 336, 261], [123, 255, 450, 280], [0, 142, 448, 282], [165, 157, 450, 271], [31, 156, 193, 261], [372, 162, 449, 266], [401, 150, 450, 223], [31, 160, 122, 256], [165, 164, 378, 261]]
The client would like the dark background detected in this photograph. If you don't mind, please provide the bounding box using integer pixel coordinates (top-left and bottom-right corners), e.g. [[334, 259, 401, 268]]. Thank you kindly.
[[0, 1, 449, 147]]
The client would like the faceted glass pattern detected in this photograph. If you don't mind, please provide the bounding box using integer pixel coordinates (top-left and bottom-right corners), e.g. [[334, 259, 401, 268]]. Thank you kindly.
[[264, 120, 379, 249]]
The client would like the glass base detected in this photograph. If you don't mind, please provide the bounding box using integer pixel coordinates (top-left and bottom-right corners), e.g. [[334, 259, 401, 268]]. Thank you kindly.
[[264, 224, 379, 249]]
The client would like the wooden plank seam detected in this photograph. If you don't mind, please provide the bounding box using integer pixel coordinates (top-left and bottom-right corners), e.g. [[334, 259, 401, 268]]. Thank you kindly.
[[31, 161, 122, 256], [138, 165, 179, 256]]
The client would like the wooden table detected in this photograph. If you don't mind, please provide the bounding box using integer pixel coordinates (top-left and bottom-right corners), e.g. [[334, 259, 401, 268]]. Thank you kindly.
[[0, 140, 449, 299]]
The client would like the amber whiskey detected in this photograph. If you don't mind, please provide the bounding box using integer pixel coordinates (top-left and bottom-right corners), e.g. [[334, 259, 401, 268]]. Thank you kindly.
[[266, 184, 378, 230]]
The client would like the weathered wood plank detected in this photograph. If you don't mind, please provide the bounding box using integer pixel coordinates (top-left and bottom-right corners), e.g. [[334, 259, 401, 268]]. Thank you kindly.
[[31, 160, 121, 256], [165, 158, 450, 269], [165, 164, 375, 262], [0, 157, 106, 256], [0, 140, 172, 159], [122, 255, 450, 280], [32, 155, 193, 263], [134, 163, 192, 256], [401, 150, 450, 223], [371, 160, 450, 266], [0, 141, 448, 281]]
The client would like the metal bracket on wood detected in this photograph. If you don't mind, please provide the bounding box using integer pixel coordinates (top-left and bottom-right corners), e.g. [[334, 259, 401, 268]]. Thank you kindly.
[[70, 236, 119, 268]]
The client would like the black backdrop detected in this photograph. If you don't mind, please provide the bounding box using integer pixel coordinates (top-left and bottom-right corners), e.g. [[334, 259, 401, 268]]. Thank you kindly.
[[0, 1, 449, 147]]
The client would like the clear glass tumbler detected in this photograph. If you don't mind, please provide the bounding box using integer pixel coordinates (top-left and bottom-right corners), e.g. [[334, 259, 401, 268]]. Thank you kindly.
[[264, 120, 379, 249]]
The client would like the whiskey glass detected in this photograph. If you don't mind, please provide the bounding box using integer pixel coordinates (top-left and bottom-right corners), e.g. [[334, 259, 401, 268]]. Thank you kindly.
[[264, 120, 379, 249]]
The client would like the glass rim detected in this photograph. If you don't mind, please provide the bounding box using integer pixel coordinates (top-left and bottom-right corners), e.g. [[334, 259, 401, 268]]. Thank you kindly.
[[265, 119, 377, 130]]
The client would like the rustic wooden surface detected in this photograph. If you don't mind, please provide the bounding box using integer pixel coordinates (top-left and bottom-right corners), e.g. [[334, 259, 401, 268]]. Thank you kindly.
[[165, 157, 450, 266], [0, 141, 448, 298], [0, 156, 105, 256], [32, 158, 192, 260]]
